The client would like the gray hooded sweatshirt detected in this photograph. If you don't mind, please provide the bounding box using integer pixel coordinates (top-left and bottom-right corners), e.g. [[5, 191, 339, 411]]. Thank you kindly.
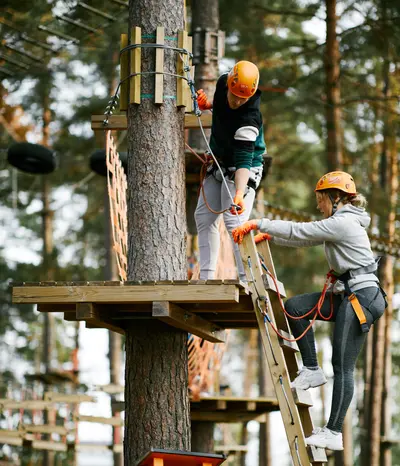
[[259, 205, 379, 292]]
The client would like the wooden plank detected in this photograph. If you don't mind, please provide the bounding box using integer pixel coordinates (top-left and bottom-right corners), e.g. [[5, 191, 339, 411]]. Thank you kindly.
[[278, 330, 299, 353], [13, 284, 240, 305], [214, 445, 248, 453], [241, 235, 326, 465], [0, 435, 23, 446], [190, 412, 275, 423], [0, 400, 55, 410], [176, 30, 186, 107], [185, 35, 193, 111], [292, 388, 313, 408], [94, 384, 124, 395], [154, 26, 164, 104], [0, 429, 23, 437], [31, 440, 67, 452], [44, 392, 95, 403], [76, 415, 123, 427], [152, 301, 225, 343], [130, 26, 141, 104], [23, 424, 68, 435], [263, 274, 286, 298], [90, 113, 212, 131], [120, 33, 128, 111]]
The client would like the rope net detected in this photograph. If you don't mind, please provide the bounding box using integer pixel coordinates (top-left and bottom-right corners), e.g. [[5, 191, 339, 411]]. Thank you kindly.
[[105, 130, 128, 281]]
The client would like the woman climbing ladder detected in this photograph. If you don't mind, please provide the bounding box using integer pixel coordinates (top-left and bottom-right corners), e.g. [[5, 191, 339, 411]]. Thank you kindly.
[[232, 171, 387, 451]]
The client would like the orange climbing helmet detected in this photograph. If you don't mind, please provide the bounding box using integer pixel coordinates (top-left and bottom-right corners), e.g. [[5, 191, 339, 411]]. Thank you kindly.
[[227, 61, 259, 98], [315, 171, 357, 195]]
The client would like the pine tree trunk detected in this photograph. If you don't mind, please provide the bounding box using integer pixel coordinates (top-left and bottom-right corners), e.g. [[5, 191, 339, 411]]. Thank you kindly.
[[124, 0, 190, 463], [324, 0, 343, 171], [379, 6, 396, 465], [191, 422, 214, 452]]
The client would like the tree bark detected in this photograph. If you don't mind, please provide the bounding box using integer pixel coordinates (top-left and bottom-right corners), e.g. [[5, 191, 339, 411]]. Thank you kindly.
[[324, 0, 343, 171], [379, 6, 396, 466], [191, 422, 214, 452], [125, 0, 190, 463]]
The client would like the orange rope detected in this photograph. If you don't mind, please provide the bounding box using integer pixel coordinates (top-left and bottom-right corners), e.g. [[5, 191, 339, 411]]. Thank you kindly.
[[258, 269, 335, 342], [186, 142, 230, 215]]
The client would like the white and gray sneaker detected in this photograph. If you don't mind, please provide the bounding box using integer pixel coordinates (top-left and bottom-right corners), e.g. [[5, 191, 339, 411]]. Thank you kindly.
[[306, 426, 343, 450], [290, 367, 327, 390]]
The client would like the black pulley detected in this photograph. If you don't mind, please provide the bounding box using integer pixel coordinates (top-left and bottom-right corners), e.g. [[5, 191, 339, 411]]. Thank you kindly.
[[89, 149, 127, 177], [7, 142, 56, 174]]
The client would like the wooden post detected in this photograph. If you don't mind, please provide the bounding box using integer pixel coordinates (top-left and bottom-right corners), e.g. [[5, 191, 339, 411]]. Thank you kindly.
[[120, 34, 129, 111], [176, 30, 188, 107], [130, 27, 141, 104], [154, 27, 165, 104]]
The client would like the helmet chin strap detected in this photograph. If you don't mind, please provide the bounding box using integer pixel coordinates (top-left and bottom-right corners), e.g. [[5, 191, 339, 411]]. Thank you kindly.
[[328, 193, 344, 216]]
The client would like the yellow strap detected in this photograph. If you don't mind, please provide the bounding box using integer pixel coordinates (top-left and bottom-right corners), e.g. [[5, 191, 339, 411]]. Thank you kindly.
[[349, 293, 366, 324]]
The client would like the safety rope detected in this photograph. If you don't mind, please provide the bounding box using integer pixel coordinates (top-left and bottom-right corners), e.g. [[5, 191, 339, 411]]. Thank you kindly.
[[246, 253, 335, 343], [279, 375, 294, 425], [294, 436, 303, 466]]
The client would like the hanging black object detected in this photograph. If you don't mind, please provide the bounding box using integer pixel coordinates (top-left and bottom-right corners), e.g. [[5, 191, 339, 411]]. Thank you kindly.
[[89, 149, 127, 177], [7, 142, 56, 174]]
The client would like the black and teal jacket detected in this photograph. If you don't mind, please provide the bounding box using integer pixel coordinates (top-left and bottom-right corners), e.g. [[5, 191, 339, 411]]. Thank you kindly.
[[209, 74, 266, 170]]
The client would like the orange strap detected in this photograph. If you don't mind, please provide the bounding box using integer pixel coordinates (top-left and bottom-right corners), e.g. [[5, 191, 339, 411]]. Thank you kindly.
[[349, 293, 366, 325]]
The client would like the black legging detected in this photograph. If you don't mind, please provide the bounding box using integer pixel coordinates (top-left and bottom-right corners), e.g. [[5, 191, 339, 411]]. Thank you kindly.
[[285, 287, 385, 432]]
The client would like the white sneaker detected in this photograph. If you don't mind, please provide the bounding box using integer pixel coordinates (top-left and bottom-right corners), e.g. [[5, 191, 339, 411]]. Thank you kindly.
[[306, 426, 343, 450], [290, 367, 327, 390]]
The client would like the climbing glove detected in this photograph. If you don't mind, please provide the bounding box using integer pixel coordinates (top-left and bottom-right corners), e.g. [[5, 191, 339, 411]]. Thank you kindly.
[[230, 189, 245, 215], [232, 219, 260, 244], [254, 232, 272, 244], [196, 89, 212, 111]]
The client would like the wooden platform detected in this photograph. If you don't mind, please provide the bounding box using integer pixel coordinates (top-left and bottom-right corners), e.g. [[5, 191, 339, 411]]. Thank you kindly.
[[11, 279, 287, 342], [111, 395, 279, 423], [91, 113, 212, 132]]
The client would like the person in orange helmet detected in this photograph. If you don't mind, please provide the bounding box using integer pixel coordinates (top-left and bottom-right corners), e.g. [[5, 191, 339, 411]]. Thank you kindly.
[[232, 171, 387, 450], [195, 61, 267, 281]]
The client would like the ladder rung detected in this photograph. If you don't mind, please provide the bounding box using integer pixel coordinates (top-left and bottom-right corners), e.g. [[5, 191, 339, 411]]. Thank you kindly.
[[262, 274, 286, 297], [278, 330, 299, 353], [292, 388, 313, 407], [308, 445, 328, 462]]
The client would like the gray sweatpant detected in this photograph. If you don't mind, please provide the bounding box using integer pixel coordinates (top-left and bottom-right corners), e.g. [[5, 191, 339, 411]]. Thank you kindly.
[[194, 173, 256, 281], [285, 287, 385, 432]]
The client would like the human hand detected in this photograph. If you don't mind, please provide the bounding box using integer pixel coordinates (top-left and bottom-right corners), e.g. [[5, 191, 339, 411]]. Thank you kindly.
[[230, 189, 245, 215], [232, 219, 259, 244], [254, 232, 272, 244], [196, 89, 212, 111]]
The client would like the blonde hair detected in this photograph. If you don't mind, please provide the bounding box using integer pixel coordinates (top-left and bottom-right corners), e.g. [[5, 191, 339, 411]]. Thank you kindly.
[[321, 189, 368, 209]]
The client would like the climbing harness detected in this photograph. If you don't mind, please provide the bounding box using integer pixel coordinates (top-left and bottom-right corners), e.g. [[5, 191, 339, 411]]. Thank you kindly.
[[332, 259, 386, 333]]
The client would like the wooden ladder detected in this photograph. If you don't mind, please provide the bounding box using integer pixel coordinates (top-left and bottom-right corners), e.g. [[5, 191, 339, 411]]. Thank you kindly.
[[239, 235, 327, 465]]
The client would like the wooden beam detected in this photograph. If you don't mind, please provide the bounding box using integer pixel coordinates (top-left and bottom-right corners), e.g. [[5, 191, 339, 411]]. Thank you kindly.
[[154, 26, 164, 104], [120, 34, 128, 111], [130, 26, 141, 104], [0, 400, 55, 410], [152, 301, 225, 343], [76, 415, 124, 427], [90, 112, 212, 131], [176, 30, 187, 107], [23, 424, 68, 435], [263, 274, 286, 298], [76, 303, 125, 335], [44, 392, 95, 403], [13, 284, 240, 305]]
